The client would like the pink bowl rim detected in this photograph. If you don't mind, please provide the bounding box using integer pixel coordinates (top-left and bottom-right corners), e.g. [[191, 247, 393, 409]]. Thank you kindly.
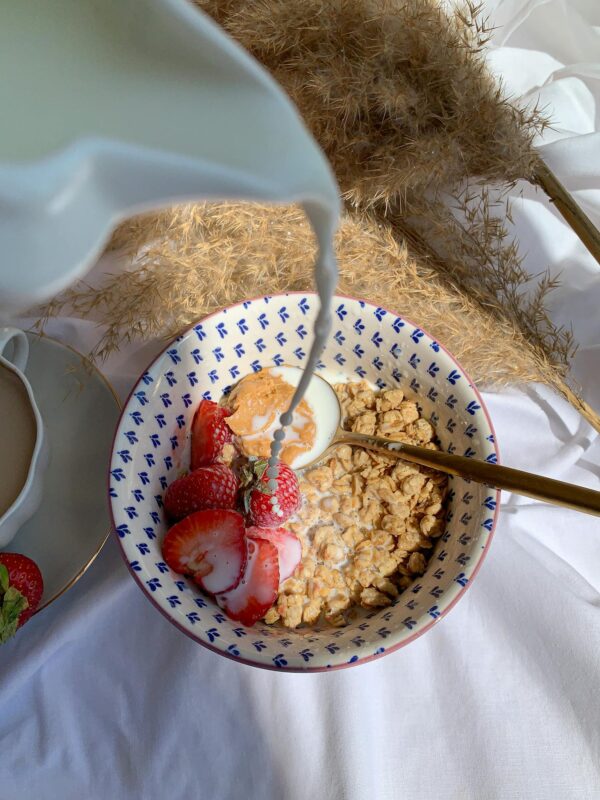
[[108, 291, 501, 672]]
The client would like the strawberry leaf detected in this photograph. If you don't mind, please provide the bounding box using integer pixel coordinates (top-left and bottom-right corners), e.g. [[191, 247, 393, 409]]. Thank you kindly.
[[0, 586, 28, 644], [240, 457, 272, 492], [239, 464, 255, 489], [240, 456, 280, 516], [252, 460, 269, 481], [0, 564, 8, 595]]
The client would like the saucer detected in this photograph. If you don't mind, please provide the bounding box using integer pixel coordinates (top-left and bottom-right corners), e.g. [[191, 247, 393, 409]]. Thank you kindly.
[[6, 334, 120, 610]]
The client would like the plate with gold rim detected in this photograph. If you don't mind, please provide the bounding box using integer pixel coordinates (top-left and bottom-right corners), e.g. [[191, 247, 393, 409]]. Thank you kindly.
[[3, 334, 120, 611]]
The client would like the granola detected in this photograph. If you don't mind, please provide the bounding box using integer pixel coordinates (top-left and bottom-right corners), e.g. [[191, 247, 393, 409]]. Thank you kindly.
[[266, 381, 448, 628]]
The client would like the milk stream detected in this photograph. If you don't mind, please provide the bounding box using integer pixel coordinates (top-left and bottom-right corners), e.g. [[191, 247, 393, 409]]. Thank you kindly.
[[266, 203, 338, 513]]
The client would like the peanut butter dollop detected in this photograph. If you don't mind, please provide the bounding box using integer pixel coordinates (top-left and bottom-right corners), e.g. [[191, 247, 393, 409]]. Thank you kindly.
[[225, 370, 316, 466]]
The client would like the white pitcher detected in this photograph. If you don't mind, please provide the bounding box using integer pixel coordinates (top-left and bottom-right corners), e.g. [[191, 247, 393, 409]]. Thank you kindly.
[[0, 0, 339, 313]]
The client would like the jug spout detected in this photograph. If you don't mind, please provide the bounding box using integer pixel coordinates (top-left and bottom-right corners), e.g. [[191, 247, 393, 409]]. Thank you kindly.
[[0, 0, 339, 312]]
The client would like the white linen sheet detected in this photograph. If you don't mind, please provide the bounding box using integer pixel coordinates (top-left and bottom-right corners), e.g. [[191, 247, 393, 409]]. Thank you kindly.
[[1, 2, 599, 797]]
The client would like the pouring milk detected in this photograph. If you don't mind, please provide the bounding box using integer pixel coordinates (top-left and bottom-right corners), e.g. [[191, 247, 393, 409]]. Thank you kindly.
[[0, 0, 340, 492]]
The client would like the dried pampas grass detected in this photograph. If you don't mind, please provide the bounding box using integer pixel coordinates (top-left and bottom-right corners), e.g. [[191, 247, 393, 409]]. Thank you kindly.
[[37, 202, 577, 401], [198, 0, 545, 200], [35, 0, 599, 430], [195, 0, 571, 368]]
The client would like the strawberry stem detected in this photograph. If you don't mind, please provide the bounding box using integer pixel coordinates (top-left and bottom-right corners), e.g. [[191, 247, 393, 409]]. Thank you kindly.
[[241, 457, 276, 514]]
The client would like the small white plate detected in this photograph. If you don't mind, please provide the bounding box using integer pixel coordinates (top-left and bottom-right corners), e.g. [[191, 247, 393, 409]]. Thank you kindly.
[[5, 334, 120, 610]]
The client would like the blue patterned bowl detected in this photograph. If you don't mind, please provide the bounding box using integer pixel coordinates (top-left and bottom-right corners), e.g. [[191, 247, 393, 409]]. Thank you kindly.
[[109, 294, 499, 671]]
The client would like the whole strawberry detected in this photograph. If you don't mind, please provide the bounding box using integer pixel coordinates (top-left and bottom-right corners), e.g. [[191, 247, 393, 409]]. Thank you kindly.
[[0, 553, 43, 643], [164, 464, 240, 521], [190, 399, 233, 469], [242, 459, 300, 528]]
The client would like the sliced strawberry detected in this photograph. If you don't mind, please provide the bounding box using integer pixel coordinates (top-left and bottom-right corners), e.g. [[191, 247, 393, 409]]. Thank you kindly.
[[162, 510, 246, 594], [216, 537, 279, 626], [190, 400, 233, 469], [247, 526, 301, 582], [164, 464, 239, 521]]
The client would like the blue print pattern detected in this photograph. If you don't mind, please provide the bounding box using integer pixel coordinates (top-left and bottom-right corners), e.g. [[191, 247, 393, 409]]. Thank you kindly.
[[110, 294, 499, 670]]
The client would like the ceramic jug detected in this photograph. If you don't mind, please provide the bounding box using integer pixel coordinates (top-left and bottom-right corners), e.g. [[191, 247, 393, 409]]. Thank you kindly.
[[0, 0, 339, 314]]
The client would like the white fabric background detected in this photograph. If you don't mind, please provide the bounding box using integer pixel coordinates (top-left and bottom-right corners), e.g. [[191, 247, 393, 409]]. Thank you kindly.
[[2, 2, 600, 798]]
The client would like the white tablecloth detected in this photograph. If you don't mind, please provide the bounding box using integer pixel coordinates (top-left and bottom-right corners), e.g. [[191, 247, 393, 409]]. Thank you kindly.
[[2, 2, 599, 798]]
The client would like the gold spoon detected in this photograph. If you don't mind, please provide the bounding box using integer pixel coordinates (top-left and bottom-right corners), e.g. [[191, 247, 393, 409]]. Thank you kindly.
[[266, 367, 600, 517]]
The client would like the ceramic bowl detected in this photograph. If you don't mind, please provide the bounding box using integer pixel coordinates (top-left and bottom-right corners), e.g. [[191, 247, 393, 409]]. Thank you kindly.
[[109, 293, 499, 671]]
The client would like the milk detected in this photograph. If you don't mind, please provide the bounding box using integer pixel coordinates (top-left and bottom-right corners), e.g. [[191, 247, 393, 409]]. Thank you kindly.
[[266, 212, 337, 499]]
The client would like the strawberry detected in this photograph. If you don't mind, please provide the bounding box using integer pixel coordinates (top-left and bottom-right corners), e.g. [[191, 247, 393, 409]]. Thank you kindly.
[[164, 464, 239, 521], [216, 536, 279, 626], [190, 399, 233, 469], [247, 526, 301, 582], [162, 509, 246, 594], [242, 459, 300, 528], [0, 553, 43, 643]]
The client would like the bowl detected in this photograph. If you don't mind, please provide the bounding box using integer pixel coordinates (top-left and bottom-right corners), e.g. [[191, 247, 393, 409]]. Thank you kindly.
[[109, 293, 499, 671]]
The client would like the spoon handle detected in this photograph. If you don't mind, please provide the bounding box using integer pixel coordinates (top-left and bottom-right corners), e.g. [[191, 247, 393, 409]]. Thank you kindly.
[[337, 431, 600, 517]]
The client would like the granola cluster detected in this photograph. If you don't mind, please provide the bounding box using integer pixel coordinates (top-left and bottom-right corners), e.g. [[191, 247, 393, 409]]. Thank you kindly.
[[264, 381, 448, 628]]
